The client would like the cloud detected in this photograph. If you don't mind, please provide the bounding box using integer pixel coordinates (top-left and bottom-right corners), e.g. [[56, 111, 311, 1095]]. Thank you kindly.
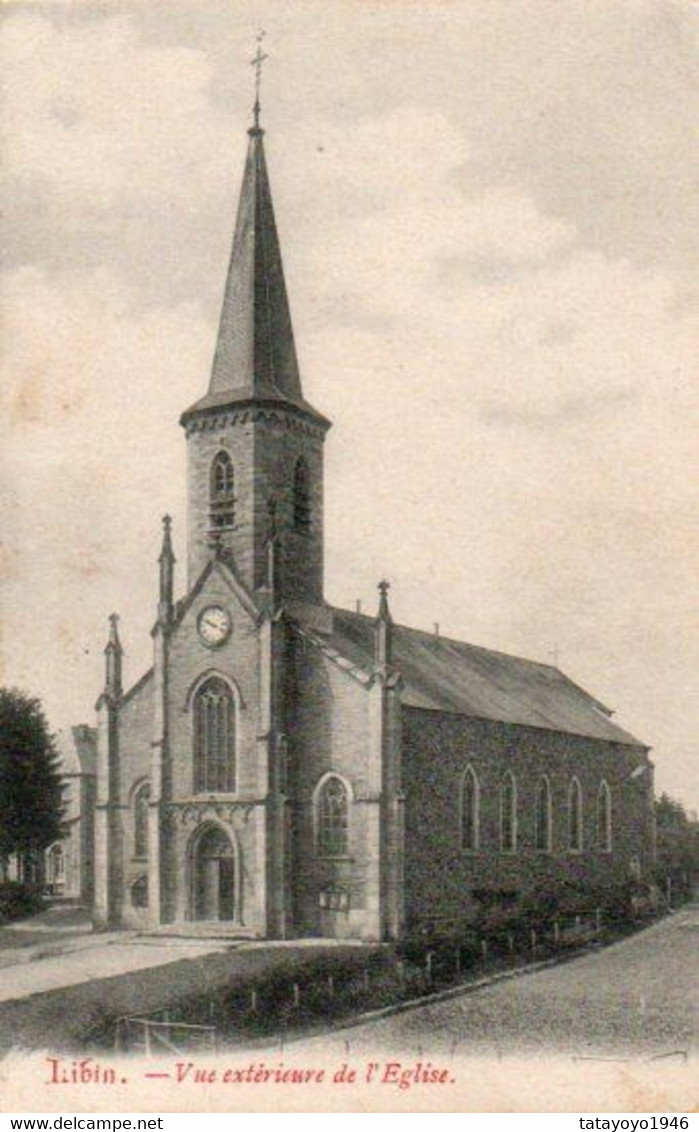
[[0, 264, 212, 722], [1, 3, 697, 810]]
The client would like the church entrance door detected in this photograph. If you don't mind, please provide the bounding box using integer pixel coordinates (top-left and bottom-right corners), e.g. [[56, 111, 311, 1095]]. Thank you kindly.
[[192, 826, 236, 922]]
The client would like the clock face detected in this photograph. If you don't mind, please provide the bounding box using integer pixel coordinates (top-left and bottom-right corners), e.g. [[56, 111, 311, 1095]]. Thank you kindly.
[[198, 605, 232, 647]]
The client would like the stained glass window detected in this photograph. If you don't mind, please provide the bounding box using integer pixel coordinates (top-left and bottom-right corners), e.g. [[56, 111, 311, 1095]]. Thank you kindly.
[[317, 777, 349, 856], [134, 782, 150, 858], [193, 677, 236, 793], [461, 766, 479, 851], [597, 780, 612, 852], [568, 778, 583, 852], [500, 772, 517, 852]]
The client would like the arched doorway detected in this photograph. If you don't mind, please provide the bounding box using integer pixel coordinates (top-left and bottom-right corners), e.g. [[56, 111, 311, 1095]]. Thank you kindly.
[[190, 825, 236, 922]]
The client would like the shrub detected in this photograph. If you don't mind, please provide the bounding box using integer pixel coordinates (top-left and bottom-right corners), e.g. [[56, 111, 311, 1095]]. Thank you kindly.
[[0, 881, 45, 924]]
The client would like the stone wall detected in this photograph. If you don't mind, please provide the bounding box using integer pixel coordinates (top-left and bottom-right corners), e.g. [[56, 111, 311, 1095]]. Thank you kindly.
[[401, 706, 654, 930], [286, 631, 382, 940], [184, 408, 325, 603]]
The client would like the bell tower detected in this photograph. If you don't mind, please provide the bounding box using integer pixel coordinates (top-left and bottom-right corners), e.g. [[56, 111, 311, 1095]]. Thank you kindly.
[[180, 113, 331, 610]]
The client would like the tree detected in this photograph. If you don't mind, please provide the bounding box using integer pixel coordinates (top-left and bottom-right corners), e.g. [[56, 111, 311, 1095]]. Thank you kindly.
[[655, 792, 699, 902], [0, 688, 65, 867]]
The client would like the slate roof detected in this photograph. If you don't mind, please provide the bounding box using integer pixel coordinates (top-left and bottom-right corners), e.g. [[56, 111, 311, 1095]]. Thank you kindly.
[[317, 607, 645, 748], [181, 127, 328, 429]]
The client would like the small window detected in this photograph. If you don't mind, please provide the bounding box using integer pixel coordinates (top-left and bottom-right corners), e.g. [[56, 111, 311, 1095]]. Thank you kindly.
[[568, 778, 583, 852], [131, 875, 148, 908], [460, 766, 479, 852], [597, 780, 612, 853], [48, 844, 65, 884], [499, 772, 517, 853], [210, 451, 235, 529], [316, 776, 349, 857], [319, 886, 350, 912], [293, 457, 311, 533], [534, 776, 552, 852], [134, 782, 150, 858]]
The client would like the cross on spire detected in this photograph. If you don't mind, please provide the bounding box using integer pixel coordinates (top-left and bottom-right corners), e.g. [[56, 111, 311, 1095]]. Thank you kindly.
[[250, 31, 268, 130]]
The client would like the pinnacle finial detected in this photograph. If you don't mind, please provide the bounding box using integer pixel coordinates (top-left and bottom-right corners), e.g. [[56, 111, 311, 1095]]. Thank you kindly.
[[374, 580, 393, 667], [377, 579, 392, 621], [108, 612, 120, 644], [104, 613, 123, 697], [250, 31, 267, 131], [159, 513, 175, 562]]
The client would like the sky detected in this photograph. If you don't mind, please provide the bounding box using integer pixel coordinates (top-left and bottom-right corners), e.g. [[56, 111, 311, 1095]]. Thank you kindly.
[[1, 0, 697, 809]]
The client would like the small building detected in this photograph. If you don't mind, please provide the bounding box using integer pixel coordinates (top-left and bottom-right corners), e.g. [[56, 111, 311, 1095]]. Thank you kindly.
[[91, 103, 655, 940], [4, 725, 97, 901], [45, 726, 97, 901]]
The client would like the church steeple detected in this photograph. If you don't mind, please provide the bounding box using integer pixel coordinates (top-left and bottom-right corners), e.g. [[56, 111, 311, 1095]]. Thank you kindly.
[[181, 117, 326, 427], [180, 93, 331, 606]]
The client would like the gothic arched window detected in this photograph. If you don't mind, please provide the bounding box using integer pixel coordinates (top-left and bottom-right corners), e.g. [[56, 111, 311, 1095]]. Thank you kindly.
[[534, 776, 552, 852], [48, 844, 65, 885], [134, 782, 150, 858], [500, 771, 517, 853], [210, 451, 235, 529], [568, 777, 583, 852], [316, 776, 349, 857], [293, 457, 311, 533], [597, 780, 612, 852], [193, 677, 236, 793], [131, 875, 148, 909], [460, 766, 480, 852]]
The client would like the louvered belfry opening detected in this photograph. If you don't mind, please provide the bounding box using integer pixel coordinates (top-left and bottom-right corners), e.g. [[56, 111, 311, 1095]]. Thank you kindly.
[[209, 451, 235, 530]]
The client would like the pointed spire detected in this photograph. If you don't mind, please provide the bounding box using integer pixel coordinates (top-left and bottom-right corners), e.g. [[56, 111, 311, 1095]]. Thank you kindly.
[[180, 99, 329, 431], [210, 126, 301, 402], [158, 514, 175, 626], [104, 613, 123, 699], [374, 579, 393, 667]]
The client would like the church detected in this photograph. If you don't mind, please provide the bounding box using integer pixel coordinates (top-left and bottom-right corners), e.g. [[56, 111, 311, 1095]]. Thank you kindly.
[[92, 99, 655, 941]]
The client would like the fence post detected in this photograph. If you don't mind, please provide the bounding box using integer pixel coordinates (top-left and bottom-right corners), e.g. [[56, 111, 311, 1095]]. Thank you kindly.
[[425, 951, 433, 983], [293, 982, 301, 1008], [362, 968, 370, 993], [480, 938, 488, 966], [595, 907, 602, 936], [327, 974, 334, 998], [455, 948, 461, 979], [397, 958, 405, 986], [530, 927, 537, 959], [507, 932, 515, 959], [553, 919, 560, 947], [250, 988, 258, 1013]]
